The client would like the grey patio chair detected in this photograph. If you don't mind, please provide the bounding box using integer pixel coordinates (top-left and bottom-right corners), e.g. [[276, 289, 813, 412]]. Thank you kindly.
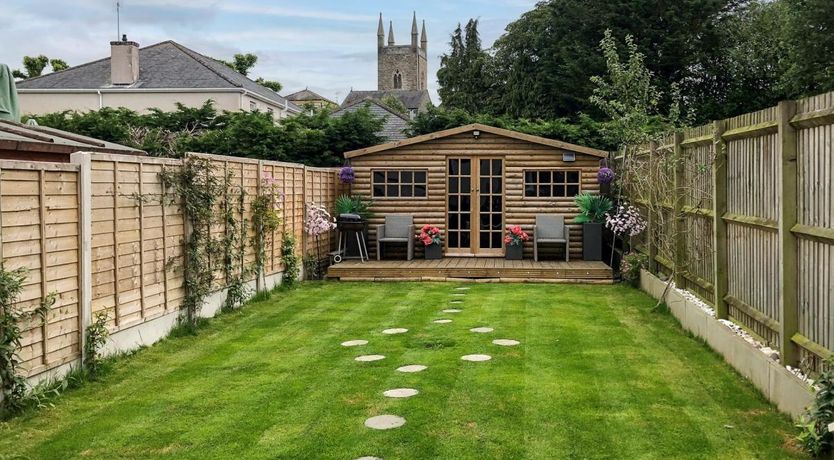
[[533, 215, 570, 262], [376, 215, 415, 261]]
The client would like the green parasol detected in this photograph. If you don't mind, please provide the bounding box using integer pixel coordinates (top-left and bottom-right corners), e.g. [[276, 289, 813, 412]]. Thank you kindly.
[[0, 64, 20, 122]]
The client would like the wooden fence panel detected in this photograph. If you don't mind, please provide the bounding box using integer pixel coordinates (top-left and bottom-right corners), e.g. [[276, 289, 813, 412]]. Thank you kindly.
[[795, 92, 834, 367], [628, 91, 834, 371], [90, 156, 184, 331], [1, 161, 81, 376]]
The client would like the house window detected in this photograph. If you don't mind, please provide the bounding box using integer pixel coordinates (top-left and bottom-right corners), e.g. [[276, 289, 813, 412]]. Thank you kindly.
[[372, 170, 427, 198], [393, 70, 402, 89], [249, 101, 257, 111], [267, 107, 274, 117], [524, 170, 581, 198]]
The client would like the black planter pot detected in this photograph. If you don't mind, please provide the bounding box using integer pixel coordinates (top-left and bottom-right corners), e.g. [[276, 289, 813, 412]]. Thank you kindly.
[[505, 243, 523, 260], [424, 243, 442, 260], [583, 222, 603, 261]]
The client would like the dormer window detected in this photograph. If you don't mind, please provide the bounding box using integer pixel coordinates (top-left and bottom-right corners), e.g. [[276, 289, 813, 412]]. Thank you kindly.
[[393, 70, 402, 89]]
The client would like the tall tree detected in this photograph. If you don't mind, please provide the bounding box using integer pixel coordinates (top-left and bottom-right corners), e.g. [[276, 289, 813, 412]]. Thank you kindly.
[[780, 0, 834, 97], [437, 19, 494, 113], [489, 0, 745, 120]]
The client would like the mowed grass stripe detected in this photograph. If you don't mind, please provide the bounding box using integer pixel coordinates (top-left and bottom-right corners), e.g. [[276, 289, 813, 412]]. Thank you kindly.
[[0, 282, 806, 460]]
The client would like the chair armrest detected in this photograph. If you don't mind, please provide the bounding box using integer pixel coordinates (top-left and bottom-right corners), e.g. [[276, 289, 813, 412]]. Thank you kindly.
[[564, 225, 570, 239], [532, 225, 537, 242], [376, 224, 385, 240], [408, 225, 415, 238]]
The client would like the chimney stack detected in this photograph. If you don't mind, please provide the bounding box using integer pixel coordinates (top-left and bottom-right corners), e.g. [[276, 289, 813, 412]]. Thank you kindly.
[[110, 35, 139, 86]]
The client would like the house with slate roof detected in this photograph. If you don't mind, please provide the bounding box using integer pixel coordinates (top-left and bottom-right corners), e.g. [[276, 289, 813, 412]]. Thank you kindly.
[[15, 36, 302, 118], [285, 88, 337, 112], [331, 98, 410, 142]]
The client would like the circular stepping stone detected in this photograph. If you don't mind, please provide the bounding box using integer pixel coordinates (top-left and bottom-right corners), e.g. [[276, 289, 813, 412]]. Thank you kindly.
[[442, 309, 462, 313], [341, 340, 368, 347], [396, 364, 427, 373], [492, 339, 520, 346], [470, 327, 494, 333], [461, 354, 492, 362], [382, 328, 408, 335], [451, 293, 466, 296], [449, 300, 463, 304], [355, 354, 385, 362], [365, 414, 406, 430], [355, 457, 383, 460], [383, 388, 419, 398], [433, 319, 452, 324], [455, 287, 470, 290]]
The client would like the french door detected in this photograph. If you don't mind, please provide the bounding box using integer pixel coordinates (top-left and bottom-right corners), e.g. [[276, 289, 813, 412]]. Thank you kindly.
[[446, 157, 504, 256]]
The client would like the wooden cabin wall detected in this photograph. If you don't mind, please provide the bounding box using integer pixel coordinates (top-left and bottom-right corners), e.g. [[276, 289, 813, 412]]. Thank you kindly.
[[350, 131, 602, 259]]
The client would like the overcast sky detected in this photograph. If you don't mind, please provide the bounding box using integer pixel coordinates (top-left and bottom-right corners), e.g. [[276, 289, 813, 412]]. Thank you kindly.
[[1, 0, 536, 104]]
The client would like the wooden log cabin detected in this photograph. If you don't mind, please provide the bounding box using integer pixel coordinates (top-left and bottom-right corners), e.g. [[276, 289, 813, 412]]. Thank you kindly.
[[342, 123, 608, 260]]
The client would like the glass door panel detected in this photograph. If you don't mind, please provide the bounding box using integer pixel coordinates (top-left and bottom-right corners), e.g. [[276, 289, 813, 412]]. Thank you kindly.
[[447, 158, 473, 254], [477, 159, 503, 254]]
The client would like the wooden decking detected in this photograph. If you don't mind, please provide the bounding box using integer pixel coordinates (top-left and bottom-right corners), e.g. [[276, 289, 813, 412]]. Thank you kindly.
[[326, 258, 613, 283]]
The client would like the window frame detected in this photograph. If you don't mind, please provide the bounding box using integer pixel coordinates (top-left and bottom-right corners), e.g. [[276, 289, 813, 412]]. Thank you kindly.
[[371, 169, 429, 199], [522, 169, 582, 199]]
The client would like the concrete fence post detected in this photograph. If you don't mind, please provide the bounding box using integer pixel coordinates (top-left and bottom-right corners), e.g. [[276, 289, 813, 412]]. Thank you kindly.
[[70, 152, 93, 364]]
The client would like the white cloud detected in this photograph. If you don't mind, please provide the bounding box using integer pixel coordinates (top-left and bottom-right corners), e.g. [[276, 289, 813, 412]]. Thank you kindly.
[[138, 0, 375, 22]]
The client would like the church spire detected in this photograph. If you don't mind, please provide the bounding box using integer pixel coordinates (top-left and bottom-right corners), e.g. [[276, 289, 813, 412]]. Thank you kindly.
[[388, 20, 395, 46], [421, 20, 427, 50], [411, 12, 418, 49], [377, 13, 384, 48]]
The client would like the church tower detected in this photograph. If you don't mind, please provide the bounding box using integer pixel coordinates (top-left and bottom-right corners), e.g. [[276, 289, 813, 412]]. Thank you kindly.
[[377, 12, 428, 91]]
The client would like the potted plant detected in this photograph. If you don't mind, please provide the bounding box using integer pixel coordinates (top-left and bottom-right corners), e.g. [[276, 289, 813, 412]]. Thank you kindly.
[[574, 192, 613, 261], [416, 224, 442, 259], [504, 225, 529, 260]]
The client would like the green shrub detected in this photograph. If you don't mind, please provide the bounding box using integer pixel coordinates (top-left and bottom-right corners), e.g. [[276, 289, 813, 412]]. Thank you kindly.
[[797, 359, 834, 458]]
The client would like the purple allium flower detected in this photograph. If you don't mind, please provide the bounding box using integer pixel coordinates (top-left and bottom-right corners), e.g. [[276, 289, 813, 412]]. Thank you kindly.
[[597, 167, 615, 185], [338, 166, 355, 184]]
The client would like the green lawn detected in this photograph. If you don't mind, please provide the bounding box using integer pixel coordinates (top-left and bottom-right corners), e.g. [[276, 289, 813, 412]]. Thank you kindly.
[[0, 282, 805, 459]]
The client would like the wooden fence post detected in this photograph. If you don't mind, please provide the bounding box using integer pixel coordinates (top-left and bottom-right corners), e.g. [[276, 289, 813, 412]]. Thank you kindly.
[[673, 131, 686, 287], [712, 120, 729, 320], [647, 142, 658, 273], [778, 99, 799, 367], [71, 152, 92, 365]]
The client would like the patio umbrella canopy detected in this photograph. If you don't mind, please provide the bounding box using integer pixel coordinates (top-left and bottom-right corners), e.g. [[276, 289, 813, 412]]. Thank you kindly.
[[0, 64, 20, 122]]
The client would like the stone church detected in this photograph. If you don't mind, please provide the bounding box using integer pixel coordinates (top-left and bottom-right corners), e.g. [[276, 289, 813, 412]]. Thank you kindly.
[[341, 13, 433, 119]]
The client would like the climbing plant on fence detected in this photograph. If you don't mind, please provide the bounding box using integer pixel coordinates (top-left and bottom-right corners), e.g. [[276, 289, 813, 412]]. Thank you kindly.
[[221, 171, 250, 312], [251, 173, 284, 289], [160, 157, 225, 329], [0, 266, 55, 417]]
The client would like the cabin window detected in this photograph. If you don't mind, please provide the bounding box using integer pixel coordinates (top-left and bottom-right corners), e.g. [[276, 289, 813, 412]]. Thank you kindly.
[[524, 170, 581, 198], [372, 169, 427, 198]]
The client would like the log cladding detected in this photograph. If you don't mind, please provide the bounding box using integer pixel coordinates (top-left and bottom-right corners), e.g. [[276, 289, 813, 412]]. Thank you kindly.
[[345, 124, 606, 259]]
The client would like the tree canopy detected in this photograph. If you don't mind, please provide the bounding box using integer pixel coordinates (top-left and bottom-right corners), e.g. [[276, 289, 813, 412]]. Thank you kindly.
[[436, 0, 834, 124], [12, 55, 69, 80], [218, 52, 283, 93]]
